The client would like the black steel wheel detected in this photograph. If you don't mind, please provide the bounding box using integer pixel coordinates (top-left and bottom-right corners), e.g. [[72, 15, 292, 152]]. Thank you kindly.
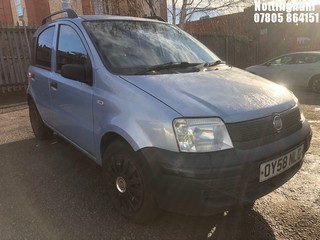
[[29, 100, 53, 140], [108, 151, 144, 213], [103, 141, 159, 223]]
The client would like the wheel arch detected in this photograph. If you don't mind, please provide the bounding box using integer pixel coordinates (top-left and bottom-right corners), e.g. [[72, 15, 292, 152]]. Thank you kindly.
[[100, 131, 132, 165], [308, 74, 320, 88], [27, 93, 33, 104]]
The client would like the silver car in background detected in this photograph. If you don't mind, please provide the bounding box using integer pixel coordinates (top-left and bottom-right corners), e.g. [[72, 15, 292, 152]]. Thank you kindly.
[[246, 51, 320, 93]]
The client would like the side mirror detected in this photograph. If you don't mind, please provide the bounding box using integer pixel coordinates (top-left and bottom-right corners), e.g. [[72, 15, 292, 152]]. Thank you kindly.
[[61, 64, 92, 85]]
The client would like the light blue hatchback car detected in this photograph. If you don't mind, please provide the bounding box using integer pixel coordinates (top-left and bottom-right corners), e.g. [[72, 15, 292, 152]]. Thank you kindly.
[[27, 9, 312, 223]]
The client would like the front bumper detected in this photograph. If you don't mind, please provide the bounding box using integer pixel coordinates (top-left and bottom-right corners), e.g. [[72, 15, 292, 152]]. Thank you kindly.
[[139, 121, 312, 216]]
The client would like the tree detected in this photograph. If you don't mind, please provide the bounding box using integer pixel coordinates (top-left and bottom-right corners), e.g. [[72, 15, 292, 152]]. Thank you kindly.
[[92, 0, 108, 14], [93, 0, 159, 17], [168, 0, 253, 28]]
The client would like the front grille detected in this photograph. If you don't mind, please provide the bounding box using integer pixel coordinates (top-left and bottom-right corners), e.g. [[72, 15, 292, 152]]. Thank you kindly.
[[226, 106, 302, 147]]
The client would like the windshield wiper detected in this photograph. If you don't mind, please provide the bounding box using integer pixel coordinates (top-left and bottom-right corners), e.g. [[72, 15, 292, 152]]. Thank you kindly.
[[134, 62, 202, 75], [204, 60, 225, 67]]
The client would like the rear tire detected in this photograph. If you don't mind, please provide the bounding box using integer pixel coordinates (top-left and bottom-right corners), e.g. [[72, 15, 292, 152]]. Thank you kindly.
[[102, 141, 159, 223], [29, 100, 53, 140]]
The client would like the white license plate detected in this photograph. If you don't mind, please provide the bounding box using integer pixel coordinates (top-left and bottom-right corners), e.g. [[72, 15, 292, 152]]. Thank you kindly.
[[259, 145, 304, 182]]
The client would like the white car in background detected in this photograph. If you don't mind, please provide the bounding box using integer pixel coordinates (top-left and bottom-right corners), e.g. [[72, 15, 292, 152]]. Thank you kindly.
[[246, 51, 320, 93]]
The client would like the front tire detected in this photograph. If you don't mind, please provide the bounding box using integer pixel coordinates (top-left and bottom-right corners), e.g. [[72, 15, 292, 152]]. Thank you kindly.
[[29, 100, 53, 140], [102, 141, 159, 223]]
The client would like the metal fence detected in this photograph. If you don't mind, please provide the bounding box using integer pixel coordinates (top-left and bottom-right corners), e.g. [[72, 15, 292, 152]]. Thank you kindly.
[[193, 34, 320, 69], [193, 34, 257, 69], [0, 25, 35, 93]]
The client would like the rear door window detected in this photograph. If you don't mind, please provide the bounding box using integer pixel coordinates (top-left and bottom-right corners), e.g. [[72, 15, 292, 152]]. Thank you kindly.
[[35, 26, 55, 69]]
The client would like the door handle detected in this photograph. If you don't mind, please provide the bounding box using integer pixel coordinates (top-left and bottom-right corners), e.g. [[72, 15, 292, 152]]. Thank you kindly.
[[50, 81, 58, 89]]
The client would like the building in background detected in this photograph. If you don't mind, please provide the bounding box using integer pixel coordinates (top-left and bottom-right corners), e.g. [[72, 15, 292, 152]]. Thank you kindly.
[[1, 0, 167, 26], [0, 0, 14, 24]]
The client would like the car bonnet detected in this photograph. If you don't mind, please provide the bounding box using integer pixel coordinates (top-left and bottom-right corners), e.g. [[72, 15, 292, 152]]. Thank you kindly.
[[120, 67, 296, 123]]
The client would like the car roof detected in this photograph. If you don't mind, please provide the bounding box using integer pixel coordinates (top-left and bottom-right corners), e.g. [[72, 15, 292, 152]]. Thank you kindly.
[[263, 51, 320, 62], [259, 51, 320, 65], [282, 51, 320, 56], [80, 14, 165, 22]]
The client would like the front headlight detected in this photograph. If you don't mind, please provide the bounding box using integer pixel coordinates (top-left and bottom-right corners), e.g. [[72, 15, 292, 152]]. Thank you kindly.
[[173, 118, 233, 152]]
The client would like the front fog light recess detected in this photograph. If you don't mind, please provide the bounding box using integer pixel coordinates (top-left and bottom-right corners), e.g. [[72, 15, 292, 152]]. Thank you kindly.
[[173, 118, 233, 152]]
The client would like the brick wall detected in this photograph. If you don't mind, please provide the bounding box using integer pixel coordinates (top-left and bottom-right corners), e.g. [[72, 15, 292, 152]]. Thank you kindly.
[[0, 0, 13, 24], [81, 0, 94, 15], [24, 0, 50, 25]]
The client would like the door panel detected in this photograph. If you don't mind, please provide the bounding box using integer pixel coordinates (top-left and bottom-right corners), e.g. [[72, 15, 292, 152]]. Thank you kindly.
[[30, 26, 55, 123], [50, 73, 94, 154], [29, 66, 53, 122], [49, 24, 94, 154]]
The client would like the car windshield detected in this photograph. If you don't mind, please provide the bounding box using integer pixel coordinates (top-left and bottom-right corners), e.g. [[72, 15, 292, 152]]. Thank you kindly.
[[83, 20, 219, 75]]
